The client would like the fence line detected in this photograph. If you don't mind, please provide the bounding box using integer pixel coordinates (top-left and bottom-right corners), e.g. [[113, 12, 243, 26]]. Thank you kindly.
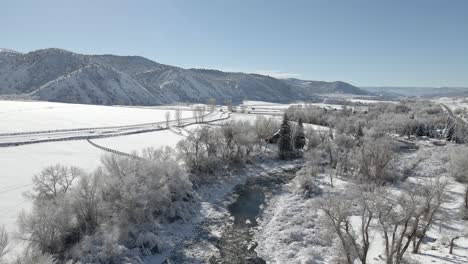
[[0, 111, 231, 148], [87, 139, 147, 161]]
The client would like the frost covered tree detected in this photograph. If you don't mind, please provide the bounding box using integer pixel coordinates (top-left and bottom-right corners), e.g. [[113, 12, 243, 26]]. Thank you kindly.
[[165, 111, 170, 128], [254, 115, 279, 152], [278, 114, 293, 159], [175, 108, 182, 126], [0, 226, 8, 262], [72, 173, 102, 235], [354, 136, 397, 183], [207, 98, 216, 111], [375, 180, 447, 264], [293, 118, 306, 150], [449, 146, 468, 208], [224, 99, 233, 112], [14, 246, 55, 264], [321, 189, 376, 264], [31, 164, 83, 199]]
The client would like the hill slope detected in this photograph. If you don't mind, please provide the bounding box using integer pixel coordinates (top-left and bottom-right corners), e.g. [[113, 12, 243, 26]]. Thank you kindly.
[[0, 48, 367, 105], [283, 78, 370, 95]]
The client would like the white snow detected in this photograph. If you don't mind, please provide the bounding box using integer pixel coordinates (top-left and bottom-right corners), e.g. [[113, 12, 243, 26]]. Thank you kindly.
[[254, 140, 468, 264], [92, 129, 186, 153], [0, 100, 193, 133], [0, 140, 105, 260]]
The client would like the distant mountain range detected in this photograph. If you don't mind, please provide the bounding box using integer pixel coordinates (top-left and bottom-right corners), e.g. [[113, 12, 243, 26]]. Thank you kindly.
[[362, 87, 468, 97], [0, 48, 370, 105]]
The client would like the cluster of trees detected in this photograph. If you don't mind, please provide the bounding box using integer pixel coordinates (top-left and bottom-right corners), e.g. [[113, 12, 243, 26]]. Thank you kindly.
[[192, 105, 207, 123], [0, 226, 8, 262], [450, 146, 468, 219], [177, 117, 281, 180], [277, 115, 306, 160], [15, 148, 192, 263], [10, 116, 282, 263], [288, 100, 460, 263], [321, 180, 447, 264], [8, 99, 468, 263], [286, 101, 468, 143]]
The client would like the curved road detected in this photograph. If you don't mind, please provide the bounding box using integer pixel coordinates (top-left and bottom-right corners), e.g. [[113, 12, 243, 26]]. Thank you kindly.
[[441, 103, 468, 125]]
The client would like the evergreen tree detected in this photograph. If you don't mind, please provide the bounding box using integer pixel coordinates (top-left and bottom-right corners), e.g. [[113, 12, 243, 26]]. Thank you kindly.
[[278, 114, 293, 159], [356, 123, 364, 139], [293, 119, 306, 150]]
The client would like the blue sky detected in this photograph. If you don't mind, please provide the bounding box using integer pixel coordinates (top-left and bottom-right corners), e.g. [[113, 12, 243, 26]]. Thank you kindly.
[[2, 0, 467, 87]]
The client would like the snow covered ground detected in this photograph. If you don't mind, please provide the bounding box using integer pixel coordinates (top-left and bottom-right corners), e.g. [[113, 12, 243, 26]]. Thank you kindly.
[[0, 100, 227, 260], [92, 129, 186, 154], [241, 100, 344, 111], [0, 100, 194, 133], [0, 140, 105, 260], [144, 160, 302, 263], [254, 140, 468, 264], [347, 98, 398, 104]]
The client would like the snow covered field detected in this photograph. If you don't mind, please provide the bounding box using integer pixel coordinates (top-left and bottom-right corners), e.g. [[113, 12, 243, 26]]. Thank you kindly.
[[436, 97, 468, 112], [92, 129, 186, 154], [0, 100, 225, 260], [241, 100, 344, 112], [0, 100, 194, 133], [0, 140, 105, 259]]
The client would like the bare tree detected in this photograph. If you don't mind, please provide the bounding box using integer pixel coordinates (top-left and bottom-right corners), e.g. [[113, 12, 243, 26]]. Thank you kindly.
[[175, 108, 182, 126], [411, 178, 448, 253], [224, 99, 233, 112], [192, 106, 206, 123], [449, 235, 461, 254], [321, 189, 376, 264], [449, 146, 468, 208], [72, 173, 102, 234], [355, 136, 396, 183], [0, 226, 8, 261], [165, 111, 171, 128], [31, 165, 83, 199], [207, 98, 216, 111], [254, 116, 279, 152], [192, 107, 199, 123], [374, 180, 447, 264], [199, 106, 206, 122]]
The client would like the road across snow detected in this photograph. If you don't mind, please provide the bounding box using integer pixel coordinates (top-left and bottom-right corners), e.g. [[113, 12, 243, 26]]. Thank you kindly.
[[0, 100, 195, 133], [0, 103, 223, 147]]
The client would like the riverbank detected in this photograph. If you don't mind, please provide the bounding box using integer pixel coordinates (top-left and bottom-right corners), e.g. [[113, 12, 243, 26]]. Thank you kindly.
[[144, 158, 303, 263]]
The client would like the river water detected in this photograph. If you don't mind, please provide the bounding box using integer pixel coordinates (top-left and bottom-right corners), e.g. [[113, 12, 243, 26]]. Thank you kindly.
[[213, 167, 299, 264]]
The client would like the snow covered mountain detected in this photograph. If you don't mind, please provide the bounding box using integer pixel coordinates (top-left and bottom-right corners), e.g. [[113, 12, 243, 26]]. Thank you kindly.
[[0, 48, 368, 105], [283, 78, 371, 95]]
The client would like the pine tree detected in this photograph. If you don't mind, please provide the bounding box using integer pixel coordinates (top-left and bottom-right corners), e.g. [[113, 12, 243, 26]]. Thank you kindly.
[[278, 114, 293, 159], [356, 123, 364, 139], [293, 119, 306, 150]]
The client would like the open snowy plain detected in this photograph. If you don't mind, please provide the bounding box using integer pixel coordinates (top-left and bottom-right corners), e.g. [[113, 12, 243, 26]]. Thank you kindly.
[[0, 100, 225, 260]]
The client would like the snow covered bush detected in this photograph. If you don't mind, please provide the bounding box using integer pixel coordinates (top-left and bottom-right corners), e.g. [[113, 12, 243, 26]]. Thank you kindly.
[[0, 226, 8, 262], [19, 146, 195, 262], [354, 136, 398, 183], [14, 246, 56, 264], [448, 146, 468, 209], [19, 165, 83, 257], [293, 165, 322, 198], [178, 123, 268, 182], [99, 149, 193, 225], [449, 145, 468, 182]]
